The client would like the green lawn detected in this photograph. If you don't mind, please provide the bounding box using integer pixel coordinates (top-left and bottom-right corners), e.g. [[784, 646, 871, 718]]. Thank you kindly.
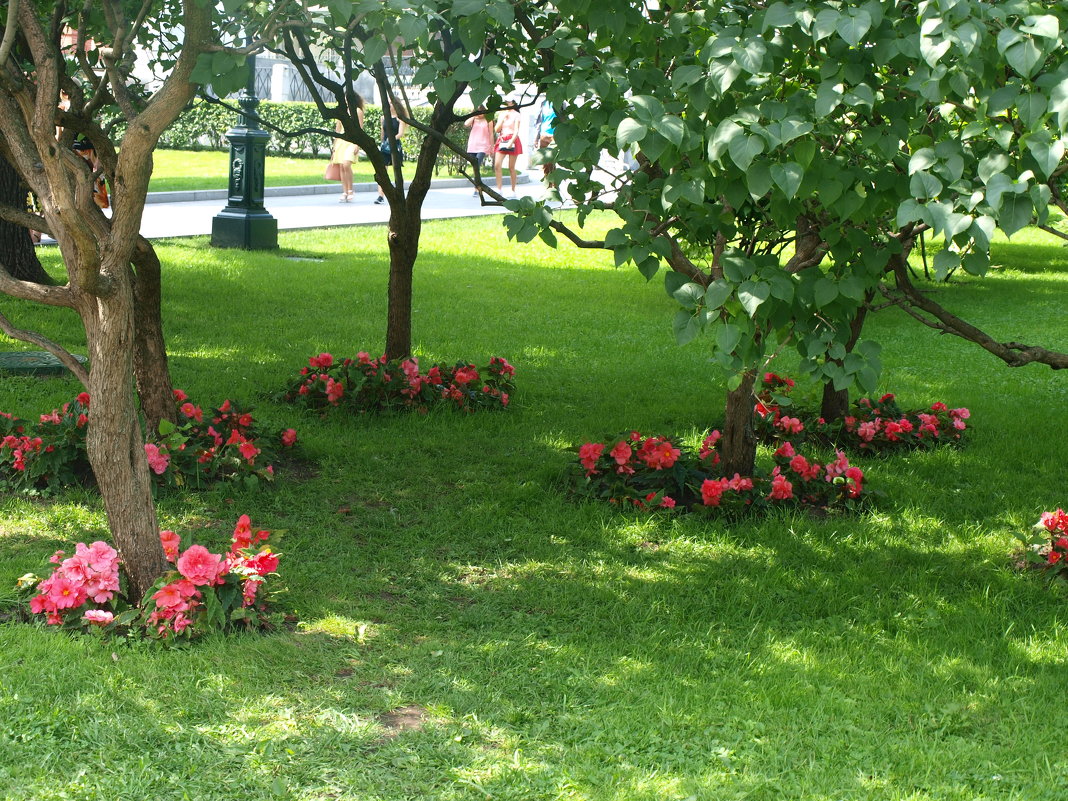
[[0, 219, 1066, 800], [149, 148, 383, 192]]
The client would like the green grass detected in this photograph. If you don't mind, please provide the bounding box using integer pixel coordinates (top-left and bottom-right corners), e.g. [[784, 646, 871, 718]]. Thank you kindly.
[[0, 219, 1067, 800], [149, 148, 382, 192]]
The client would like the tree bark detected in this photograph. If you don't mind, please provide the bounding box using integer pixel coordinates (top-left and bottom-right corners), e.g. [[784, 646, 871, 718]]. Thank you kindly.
[[0, 154, 51, 284], [384, 205, 420, 360], [131, 239, 177, 434], [820, 296, 872, 421], [721, 369, 758, 477], [79, 282, 168, 601]]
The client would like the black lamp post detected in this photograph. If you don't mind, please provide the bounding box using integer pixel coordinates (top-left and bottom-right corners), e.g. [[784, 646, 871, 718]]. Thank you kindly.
[[210, 49, 278, 250]]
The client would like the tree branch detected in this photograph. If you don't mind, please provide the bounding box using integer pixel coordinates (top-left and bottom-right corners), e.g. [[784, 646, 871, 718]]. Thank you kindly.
[[887, 253, 1068, 369], [0, 0, 19, 67], [0, 310, 89, 386]]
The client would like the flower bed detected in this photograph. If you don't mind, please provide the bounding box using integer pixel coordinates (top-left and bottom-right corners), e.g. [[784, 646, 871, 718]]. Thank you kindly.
[[0, 391, 297, 493], [280, 352, 515, 414], [572, 429, 864, 515], [754, 373, 970, 453], [19, 515, 281, 639], [1019, 508, 1068, 581]]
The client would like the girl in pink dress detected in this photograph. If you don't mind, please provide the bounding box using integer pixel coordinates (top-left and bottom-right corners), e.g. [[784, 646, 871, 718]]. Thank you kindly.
[[493, 101, 523, 196]]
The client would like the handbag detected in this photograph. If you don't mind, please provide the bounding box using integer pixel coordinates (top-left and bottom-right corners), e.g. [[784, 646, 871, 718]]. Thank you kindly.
[[380, 140, 392, 158], [324, 162, 341, 181], [497, 136, 516, 153]]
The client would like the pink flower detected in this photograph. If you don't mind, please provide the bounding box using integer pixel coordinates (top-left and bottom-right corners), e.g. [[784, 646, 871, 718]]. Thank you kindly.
[[76, 392, 91, 407], [325, 378, 344, 404], [931, 402, 948, 412], [172, 388, 188, 403], [144, 443, 170, 475], [245, 550, 279, 576], [726, 473, 753, 492], [152, 581, 191, 610], [879, 393, 895, 403], [309, 352, 334, 369], [950, 407, 970, 420], [776, 416, 804, 434], [180, 402, 203, 422], [281, 428, 298, 447], [490, 357, 516, 376], [774, 442, 796, 459], [609, 441, 631, 467], [768, 470, 794, 501], [701, 478, 728, 507], [46, 576, 86, 610], [176, 545, 224, 586], [1041, 509, 1068, 534], [578, 442, 604, 474], [160, 530, 181, 562], [453, 365, 479, 386], [83, 610, 114, 626], [637, 437, 680, 470], [238, 441, 260, 463]]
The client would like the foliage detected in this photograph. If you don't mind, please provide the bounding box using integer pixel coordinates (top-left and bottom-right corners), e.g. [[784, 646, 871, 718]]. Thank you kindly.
[[280, 352, 515, 414], [0, 392, 297, 494], [506, 0, 1068, 389], [751, 374, 972, 453], [148, 391, 298, 490], [571, 428, 864, 514], [18, 516, 281, 639]]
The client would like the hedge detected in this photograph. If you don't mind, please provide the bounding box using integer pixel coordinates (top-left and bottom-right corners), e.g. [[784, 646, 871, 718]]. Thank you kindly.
[[156, 100, 475, 174]]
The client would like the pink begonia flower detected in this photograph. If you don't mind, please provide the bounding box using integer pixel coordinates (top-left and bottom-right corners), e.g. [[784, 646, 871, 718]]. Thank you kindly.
[[578, 442, 604, 474], [83, 610, 114, 626], [776, 416, 804, 434], [768, 471, 794, 501], [931, 402, 948, 412], [774, 441, 796, 459], [144, 443, 170, 475], [180, 402, 203, 422], [46, 576, 86, 610], [245, 550, 279, 576], [176, 545, 224, 586], [172, 388, 188, 403], [76, 392, 91, 407], [701, 478, 728, 506], [609, 441, 631, 466], [281, 429, 298, 447], [238, 441, 260, 462], [325, 378, 345, 404], [160, 530, 181, 562], [453, 366, 479, 386], [152, 582, 187, 609]]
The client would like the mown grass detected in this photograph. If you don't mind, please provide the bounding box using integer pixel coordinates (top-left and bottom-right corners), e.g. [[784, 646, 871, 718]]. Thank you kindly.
[[0, 219, 1066, 800], [149, 148, 382, 193]]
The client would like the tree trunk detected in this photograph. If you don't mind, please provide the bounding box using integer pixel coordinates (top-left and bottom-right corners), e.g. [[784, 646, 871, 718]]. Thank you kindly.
[[131, 240, 177, 434], [384, 206, 421, 360], [80, 287, 167, 603], [0, 155, 52, 285], [721, 369, 758, 477], [819, 295, 872, 422]]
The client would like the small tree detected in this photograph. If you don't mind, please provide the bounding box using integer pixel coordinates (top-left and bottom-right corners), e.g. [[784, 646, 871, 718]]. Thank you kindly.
[[503, 0, 1068, 473], [0, 1, 216, 598]]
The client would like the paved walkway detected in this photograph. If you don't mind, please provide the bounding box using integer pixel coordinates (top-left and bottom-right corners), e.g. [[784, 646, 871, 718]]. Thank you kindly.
[[136, 175, 542, 240]]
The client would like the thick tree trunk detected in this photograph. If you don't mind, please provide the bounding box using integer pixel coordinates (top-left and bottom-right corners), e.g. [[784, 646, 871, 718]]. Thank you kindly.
[[0, 155, 52, 285], [81, 287, 168, 603], [384, 207, 421, 360], [131, 240, 177, 434], [721, 369, 758, 477], [820, 298, 872, 421]]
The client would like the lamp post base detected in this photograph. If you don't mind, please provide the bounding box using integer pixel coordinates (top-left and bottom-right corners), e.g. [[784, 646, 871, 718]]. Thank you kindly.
[[210, 209, 278, 250]]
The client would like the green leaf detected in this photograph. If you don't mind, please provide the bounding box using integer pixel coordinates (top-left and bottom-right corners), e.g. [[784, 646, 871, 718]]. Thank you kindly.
[[978, 152, 1010, 184], [770, 162, 803, 199], [716, 322, 742, 353], [732, 39, 767, 74], [704, 280, 733, 310], [157, 419, 176, 436], [746, 161, 773, 198], [453, 0, 485, 14], [616, 118, 647, 150], [656, 115, 686, 146], [709, 119, 742, 161], [932, 249, 959, 280], [813, 8, 840, 41], [1020, 14, 1059, 39], [838, 275, 867, 301], [815, 81, 843, 118], [669, 280, 706, 310], [765, 118, 812, 147], [362, 38, 387, 66], [763, 3, 796, 31], [814, 277, 838, 306], [910, 171, 942, 200], [707, 59, 743, 95], [728, 134, 764, 171], [671, 64, 704, 91], [673, 310, 702, 345], [1026, 133, 1065, 179], [1005, 39, 1042, 78], [998, 194, 1033, 237], [908, 148, 936, 175], [721, 252, 754, 281], [737, 281, 771, 317], [896, 198, 923, 229], [836, 9, 871, 46]]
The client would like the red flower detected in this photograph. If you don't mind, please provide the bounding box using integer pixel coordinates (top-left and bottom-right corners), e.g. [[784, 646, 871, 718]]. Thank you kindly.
[[609, 441, 631, 466], [453, 365, 479, 386], [172, 388, 188, 403], [701, 478, 728, 507], [578, 442, 604, 474], [76, 392, 91, 407], [281, 429, 298, 447]]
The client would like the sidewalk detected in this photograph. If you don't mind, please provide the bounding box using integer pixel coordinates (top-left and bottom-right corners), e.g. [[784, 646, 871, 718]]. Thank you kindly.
[[135, 175, 539, 240]]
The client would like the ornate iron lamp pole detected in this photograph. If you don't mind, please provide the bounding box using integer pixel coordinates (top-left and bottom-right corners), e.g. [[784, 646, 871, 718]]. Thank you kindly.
[[210, 49, 278, 250]]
